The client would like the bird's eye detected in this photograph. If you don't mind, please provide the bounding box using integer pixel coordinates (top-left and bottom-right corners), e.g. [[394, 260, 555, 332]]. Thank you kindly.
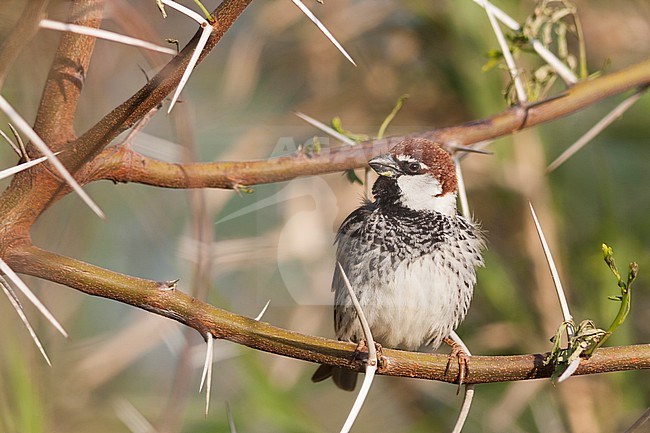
[[406, 162, 421, 173]]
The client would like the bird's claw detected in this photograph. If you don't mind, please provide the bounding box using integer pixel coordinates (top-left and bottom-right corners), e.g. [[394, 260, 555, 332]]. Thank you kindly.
[[352, 339, 385, 367], [443, 337, 469, 393]]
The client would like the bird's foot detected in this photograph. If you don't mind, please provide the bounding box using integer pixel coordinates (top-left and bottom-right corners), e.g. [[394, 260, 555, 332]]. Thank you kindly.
[[443, 336, 469, 393], [352, 340, 384, 367]]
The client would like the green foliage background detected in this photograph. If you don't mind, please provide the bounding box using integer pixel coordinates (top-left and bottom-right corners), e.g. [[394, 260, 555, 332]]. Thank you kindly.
[[0, 0, 648, 432]]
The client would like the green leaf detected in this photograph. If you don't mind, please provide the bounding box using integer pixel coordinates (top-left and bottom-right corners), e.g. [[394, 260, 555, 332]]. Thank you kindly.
[[235, 185, 254, 194], [331, 116, 344, 134], [344, 169, 363, 185]]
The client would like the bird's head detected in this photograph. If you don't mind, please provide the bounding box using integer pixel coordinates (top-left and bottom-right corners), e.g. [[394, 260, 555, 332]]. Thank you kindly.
[[369, 138, 458, 215]]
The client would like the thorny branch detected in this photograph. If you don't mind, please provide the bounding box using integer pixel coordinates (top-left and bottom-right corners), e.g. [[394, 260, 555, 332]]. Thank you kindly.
[[0, 0, 253, 236], [7, 246, 650, 385], [87, 60, 650, 189], [0, 0, 648, 394]]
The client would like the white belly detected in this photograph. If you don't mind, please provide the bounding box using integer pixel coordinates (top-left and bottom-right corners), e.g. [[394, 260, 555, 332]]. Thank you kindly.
[[338, 250, 476, 351]]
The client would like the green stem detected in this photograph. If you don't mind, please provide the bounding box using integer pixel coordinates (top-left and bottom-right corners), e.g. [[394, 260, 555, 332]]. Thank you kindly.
[[592, 282, 632, 352], [193, 0, 214, 21], [377, 94, 409, 139]]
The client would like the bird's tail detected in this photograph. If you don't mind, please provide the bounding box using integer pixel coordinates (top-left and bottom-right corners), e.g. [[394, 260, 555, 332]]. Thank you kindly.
[[311, 364, 358, 391]]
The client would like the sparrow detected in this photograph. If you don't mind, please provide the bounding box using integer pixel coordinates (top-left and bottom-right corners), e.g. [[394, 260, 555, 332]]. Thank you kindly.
[[312, 138, 484, 391]]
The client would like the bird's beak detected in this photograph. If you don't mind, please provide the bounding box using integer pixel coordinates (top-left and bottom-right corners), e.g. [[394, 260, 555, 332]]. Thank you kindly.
[[368, 154, 401, 178]]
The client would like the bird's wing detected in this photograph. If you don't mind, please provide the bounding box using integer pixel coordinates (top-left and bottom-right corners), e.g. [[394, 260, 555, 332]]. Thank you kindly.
[[332, 203, 374, 291], [332, 204, 375, 337]]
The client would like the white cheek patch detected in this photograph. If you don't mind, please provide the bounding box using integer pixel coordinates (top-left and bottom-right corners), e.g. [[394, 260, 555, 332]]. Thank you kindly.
[[396, 174, 457, 215]]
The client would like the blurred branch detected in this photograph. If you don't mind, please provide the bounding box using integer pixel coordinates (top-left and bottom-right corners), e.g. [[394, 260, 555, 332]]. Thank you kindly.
[[91, 59, 650, 189], [6, 245, 649, 385], [0, 0, 50, 90]]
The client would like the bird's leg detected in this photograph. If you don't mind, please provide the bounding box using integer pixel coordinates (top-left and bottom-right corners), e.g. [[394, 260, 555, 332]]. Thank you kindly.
[[443, 336, 469, 392], [373, 342, 385, 368], [352, 339, 367, 358]]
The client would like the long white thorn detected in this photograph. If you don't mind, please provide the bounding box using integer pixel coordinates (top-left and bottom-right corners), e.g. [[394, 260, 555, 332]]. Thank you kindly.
[[294, 112, 356, 145], [161, 0, 207, 24], [0, 258, 68, 338], [449, 330, 471, 355], [529, 203, 584, 382], [199, 332, 214, 416], [557, 358, 581, 383], [472, 0, 519, 29], [113, 398, 157, 433], [290, 0, 357, 67], [452, 385, 475, 433], [547, 90, 646, 172], [0, 96, 105, 219], [449, 331, 474, 433], [480, 0, 526, 104], [472, 0, 577, 84], [337, 263, 376, 365], [226, 401, 238, 433], [623, 406, 650, 433], [0, 276, 52, 366], [205, 335, 214, 417], [39, 19, 177, 55], [341, 365, 376, 433], [453, 140, 494, 162], [454, 157, 471, 220], [337, 262, 376, 433], [0, 128, 21, 155], [167, 24, 212, 113], [161, 0, 214, 113], [530, 39, 577, 85], [254, 300, 271, 321], [8, 123, 28, 159], [120, 106, 161, 147], [0, 155, 52, 180], [528, 203, 573, 332]]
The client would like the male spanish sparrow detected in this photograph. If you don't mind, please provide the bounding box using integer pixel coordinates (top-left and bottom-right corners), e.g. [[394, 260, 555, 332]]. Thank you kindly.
[[312, 138, 485, 391]]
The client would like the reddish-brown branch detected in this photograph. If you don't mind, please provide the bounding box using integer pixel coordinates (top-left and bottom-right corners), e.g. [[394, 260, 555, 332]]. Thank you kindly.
[[7, 245, 649, 385], [0, 0, 107, 245], [89, 59, 650, 189], [0, 0, 254, 240], [0, 0, 647, 394], [70, 0, 253, 170]]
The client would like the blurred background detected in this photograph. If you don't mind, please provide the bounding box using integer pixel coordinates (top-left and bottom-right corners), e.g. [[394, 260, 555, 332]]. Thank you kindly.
[[0, 0, 648, 432]]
